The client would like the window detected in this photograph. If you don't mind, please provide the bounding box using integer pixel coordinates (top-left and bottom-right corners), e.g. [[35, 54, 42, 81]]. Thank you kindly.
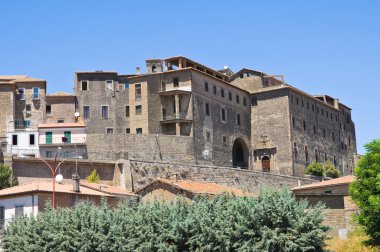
[[236, 95, 240, 104], [213, 86, 217, 95], [335, 115, 338, 122], [206, 131, 210, 141], [292, 116, 295, 128], [46, 105, 51, 116], [0, 207, 4, 230], [321, 109, 324, 116], [135, 84, 141, 100], [332, 132, 335, 142], [161, 81, 166, 91], [136, 105, 142, 115], [222, 136, 227, 144], [349, 136, 351, 146], [12, 135, 18, 146], [334, 155, 337, 167], [126, 128, 130, 134], [313, 125, 316, 134], [221, 108, 226, 122], [46, 151, 53, 158], [57, 119, 64, 124], [307, 102, 309, 109], [83, 106, 90, 119], [29, 134, 35, 146], [305, 146, 309, 163], [15, 206, 24, 218], [106, 80, 113, 90], [136, 128, 142, 134], [294, 143, 298, 159], [296, 98, 299, 105], [251, 97, 257, 106], [124, 82, 129, 90], [26, 104, 31, 112], [23, 120, 30, 128], [32, 87, 39, 99], [46, 132, 52, 144], [312, 105, 315, 112], [236, 113, 241, 126], [126, 106, 130, 117], [204, 82, 209, 92], [221, 89, 224, 98], [81, 81, 88, 91], [303, 120, 306, 131], [228, 92, 232, 101], [101, 106, 109, 119], [106, 128, 113, 134], [301, 99, 304, 107], [326, 111, 329, 118], [205, 103, 210, 116], [17, 88, 25, 100], [315, 149, 318, 162], [324, 152, 327, 161], [243, 98, 247, 106], [323, 129, 326, 138], [173, 78, 179, 87]]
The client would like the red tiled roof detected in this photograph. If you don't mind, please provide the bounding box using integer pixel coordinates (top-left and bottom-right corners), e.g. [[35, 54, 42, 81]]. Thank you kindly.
[[292, 175, 355, 191], [47, 92, 74, 97], [80, 181, 137, 197], [38, 123, 85, 128], [141, 179, 253, 196]]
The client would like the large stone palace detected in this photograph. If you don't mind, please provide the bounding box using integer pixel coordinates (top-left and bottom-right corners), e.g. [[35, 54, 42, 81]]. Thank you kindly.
[[0, 56, 357, 176]]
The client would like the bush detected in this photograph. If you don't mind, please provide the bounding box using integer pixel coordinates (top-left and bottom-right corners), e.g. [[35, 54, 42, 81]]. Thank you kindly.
[[325, 228, 379, 252], [0, 163, 16, 189], [306, 162, 324, 176], [2, 188, 328, 251], [86, 169, 100, 183], [349, 139, 380, 246], [324, 160, 340, 178]]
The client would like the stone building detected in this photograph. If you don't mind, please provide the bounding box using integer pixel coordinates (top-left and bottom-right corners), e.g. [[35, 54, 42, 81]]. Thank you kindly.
[[0, 56, 357, 177], [74, 56, 356, 176], [0, 76, 47, 159]]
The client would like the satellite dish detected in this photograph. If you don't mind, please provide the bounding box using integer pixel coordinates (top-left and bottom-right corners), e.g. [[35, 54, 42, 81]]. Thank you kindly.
[[55, 174, 63, 183], [203, 150, 209, 156], [74, 112, 80, 117]]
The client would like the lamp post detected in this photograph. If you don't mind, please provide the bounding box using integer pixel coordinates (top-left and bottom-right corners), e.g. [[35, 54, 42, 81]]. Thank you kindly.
[[36, 147, 67, 209]]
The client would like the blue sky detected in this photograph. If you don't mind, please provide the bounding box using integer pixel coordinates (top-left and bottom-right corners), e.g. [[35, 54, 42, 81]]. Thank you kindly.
[[1, 0, 378, 154]]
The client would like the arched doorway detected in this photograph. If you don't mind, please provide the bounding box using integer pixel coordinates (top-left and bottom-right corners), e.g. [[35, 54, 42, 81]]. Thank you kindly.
[[232, 138, 249, 169], [262, 156, 270, 172]]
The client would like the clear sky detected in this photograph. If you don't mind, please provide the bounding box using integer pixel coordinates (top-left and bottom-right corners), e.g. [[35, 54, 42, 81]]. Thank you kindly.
[[1, 0, 378, 154]]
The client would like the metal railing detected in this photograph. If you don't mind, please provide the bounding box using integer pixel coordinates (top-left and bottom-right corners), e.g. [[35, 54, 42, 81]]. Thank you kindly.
[[162, 113, 192, 121]]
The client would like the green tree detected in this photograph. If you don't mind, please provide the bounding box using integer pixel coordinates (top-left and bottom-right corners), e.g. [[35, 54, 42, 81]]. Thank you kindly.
[[0, 163, 15, 189], [306, 162, 324, 176], [86, 169, 100, 183], [2, 188, 329, 252], [324, 160, 340, 178], [349, 139, 380, 246]]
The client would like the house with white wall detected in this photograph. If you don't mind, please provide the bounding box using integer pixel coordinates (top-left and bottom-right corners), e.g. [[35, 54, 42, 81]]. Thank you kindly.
[[38, 123, 87, 158]]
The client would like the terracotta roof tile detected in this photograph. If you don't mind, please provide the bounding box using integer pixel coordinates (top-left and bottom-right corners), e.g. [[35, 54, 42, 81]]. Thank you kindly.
[[0, 181, 111, 197], [80, 181, 137, 197], [38, 123, 85, 128], [292, 175, 355, 191], [47, 92, 74, 97], [155, 179, 253, 196]]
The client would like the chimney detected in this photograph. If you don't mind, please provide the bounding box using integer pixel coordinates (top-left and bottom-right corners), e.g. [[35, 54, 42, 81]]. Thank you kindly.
[[136, 67, 140, 75], [72, 173, 80, 192]]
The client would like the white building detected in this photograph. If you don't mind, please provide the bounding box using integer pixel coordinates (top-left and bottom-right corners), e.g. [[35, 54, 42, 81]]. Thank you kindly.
[[5, 130, 39, 157], [38, 123, 87, 158]]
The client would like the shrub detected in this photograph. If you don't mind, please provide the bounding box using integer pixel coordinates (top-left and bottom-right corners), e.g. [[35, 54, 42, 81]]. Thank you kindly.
[[306, 162, 324, 176], [324, 160, 340, 178], [2, 188, 328, 251], [86, 169, 100, 183], [349, 139, 380, 246], [0, 163, 16, 189]]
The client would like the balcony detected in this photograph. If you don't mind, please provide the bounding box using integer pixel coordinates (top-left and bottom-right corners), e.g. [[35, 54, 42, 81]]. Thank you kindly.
[[160, 113, 192, 123]]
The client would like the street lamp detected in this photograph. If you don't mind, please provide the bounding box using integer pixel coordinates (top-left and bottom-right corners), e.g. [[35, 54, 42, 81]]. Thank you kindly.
[[36, 147, 67, 209]]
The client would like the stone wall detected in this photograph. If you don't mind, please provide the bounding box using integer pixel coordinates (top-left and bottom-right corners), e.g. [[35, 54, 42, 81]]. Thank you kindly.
[[86, 133, 196, 163], [128, 159, 316, 193]]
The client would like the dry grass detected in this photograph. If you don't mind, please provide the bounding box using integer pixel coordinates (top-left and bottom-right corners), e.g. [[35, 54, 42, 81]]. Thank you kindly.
[[325, 229, 380, 252]]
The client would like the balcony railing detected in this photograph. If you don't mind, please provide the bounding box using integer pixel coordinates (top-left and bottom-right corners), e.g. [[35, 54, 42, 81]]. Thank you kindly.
[[162, 113, 192, 121]]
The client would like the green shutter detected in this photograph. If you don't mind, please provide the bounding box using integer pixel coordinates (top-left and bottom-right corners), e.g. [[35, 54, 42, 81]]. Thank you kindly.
[[64, 131, 71, 144], [46, 132, 52, 144]]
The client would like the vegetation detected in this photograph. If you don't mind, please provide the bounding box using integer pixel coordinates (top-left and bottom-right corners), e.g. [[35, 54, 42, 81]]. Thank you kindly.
[[305, 161, 340, 178], [2, 188, 328, 252], [86, 169, 100, 183], [349, 139, 380, 246], [325, 228, 379, 252], [0, 163, 16, 189]]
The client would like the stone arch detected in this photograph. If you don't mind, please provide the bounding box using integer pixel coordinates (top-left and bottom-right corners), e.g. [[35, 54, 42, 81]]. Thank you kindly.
[[232, 137, 249, 169], [261, 155, 270, 172]]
